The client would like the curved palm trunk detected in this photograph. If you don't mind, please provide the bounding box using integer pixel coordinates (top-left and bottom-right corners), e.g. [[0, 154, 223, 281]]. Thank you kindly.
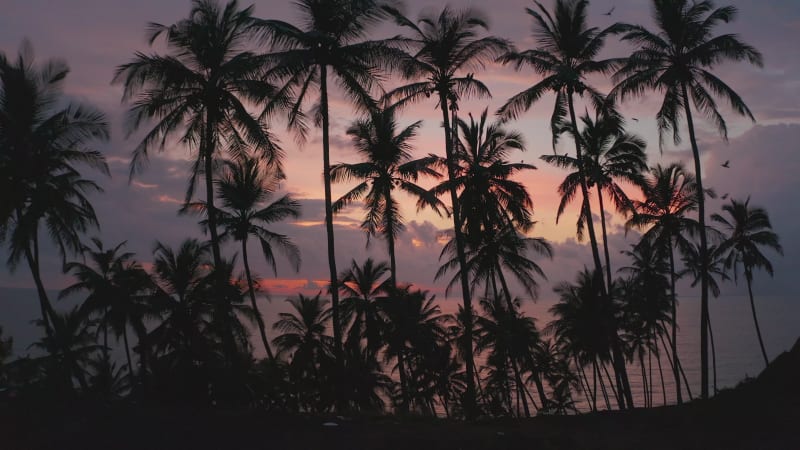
[[241, 240, 275, 360], [385, 184, 399, 288], [639, 352, 648, 408], [319, 65, 343, 360], [596, 187, 614, 289], [681, 83, 710, 399], [24, 229, 56, 338], [439, 92, 477, 418], [576, 358, 595, 412], [567, 93, 632, 409], [656, 347, 667, 406], [667, 239, 683, 404], [708, 312, 718, 394], [601, 361, 622, 409], [745, 271, 769, 367]]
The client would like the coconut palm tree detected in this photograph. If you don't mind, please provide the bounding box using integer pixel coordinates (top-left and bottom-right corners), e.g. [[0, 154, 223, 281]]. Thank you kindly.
[[378, 286, 448, 413], [61, 239, 154, 384], [627, 163, 699, 403], [184, 156, 301, 360], [496, 0, 632, 407], [547, 269, 624, 410], [712, 198, 782, 367], [612, 0, 763, 398], [257, 0, 401, 360], [338, 258, 391, 354], [383, 6, 510, 415], [115, 0, 284, 364], [497, 0, 621, 291], [331, 105, 444, 286], [542, 108, 647, 288], [272, 293, 334, 411], [0, 42, 109, 339], [115, 0, 282, 269]]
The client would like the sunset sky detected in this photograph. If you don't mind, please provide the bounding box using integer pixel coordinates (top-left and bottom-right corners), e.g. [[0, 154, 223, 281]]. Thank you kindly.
[[1, 0, 798, 299]]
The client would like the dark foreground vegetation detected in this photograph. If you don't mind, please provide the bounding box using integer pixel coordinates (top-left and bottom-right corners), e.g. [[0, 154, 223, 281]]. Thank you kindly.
[[3, 338, 798, 450]]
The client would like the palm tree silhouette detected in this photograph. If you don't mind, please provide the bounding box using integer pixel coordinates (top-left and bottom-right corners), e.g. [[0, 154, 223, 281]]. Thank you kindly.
[[184, 156, 301, 360], [338, 258, 390, 354], [542, 108, 647, 288], [332, 105, 444, 287], [548, 269, 623, 410], [61, 239, 153, 385], [713, 198, 782, 367], [378, 287, 448, 413], [273, 293, 334, 411], [0, 42, 109, 339], [497, 0, 620, 292], [115, 0, 283, 365], [383, 6, 509, 416], [257, 0, 399, 361], [612, 0, 763, 398], [627, 163, 699, 403], [497, 1, 633, 407]]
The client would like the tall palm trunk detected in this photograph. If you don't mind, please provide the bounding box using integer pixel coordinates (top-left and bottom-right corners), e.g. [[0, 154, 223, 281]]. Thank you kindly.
[[708, 313, 718, 394], [681, 82, 710, 399], [319, 64, 342, 358], [596, 187, 613, 289], [385, 184, 398, 287], [567, 93, 632, 409], [241, 240, 275, 360], [396, 348, 410, 412], [667, 238, 683, 404], [438, 92, 477, 418], [639, 352, 648, 408], [122, 325, 135, 384], [656, 347, 667, 406], [745, 270, 769, 367], [204, 108, 237, 372], [24, 228, 56, 338], [576, 358, 595, 412]]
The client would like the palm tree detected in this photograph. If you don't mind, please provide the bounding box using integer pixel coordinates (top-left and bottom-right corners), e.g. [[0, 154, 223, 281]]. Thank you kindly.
[[331, 105, 444, 286], [612, 0, 763, 398], [257, 0, 400, 359], [378, 287, 448, 413], [383, 6, 509, 416], [0, 43, 109, 339], [272, 293, 334, 411], [186, 156, 301, 360], [338, 258, 391, 354], [497, 0, 620, 291], [114, 0, 283, 365], [547, 269, 624, 410], [496, 0, 632, 407], [115, 0, 282, 268], [542, 109, 647, 288], [712, 198, 782, 367], [61, 239, 154, 384], [627, 163, 699, 403]]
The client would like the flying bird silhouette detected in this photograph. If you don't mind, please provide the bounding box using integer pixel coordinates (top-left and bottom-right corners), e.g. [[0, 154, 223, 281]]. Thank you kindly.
[[631, 117, 639, 122], [721, 160, 730, 168], [721, 193, 729, 200], [603, 6, 615, 16]]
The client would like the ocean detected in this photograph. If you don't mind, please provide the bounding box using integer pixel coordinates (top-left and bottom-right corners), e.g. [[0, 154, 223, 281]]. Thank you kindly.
[[1, 286, 797, 411]]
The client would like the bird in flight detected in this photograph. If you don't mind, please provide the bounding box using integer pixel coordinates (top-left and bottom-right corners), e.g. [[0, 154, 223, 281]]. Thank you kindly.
[[721, 193, 729, 200], [721, 160, 730, 168], [631, 117, 639, 122], [603, 6, 615, 16]]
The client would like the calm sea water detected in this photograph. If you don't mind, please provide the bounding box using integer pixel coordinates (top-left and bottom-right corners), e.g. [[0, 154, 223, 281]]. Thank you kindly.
[[1, 287, 797, 411]]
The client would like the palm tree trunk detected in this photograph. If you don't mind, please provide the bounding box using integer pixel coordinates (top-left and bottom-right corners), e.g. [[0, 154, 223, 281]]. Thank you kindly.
[[319, 64, 343, 363], [439, 92, 477, 418], [656, 347, 667, 406], [24, 229, 56, 338], [385, 184, 399, 288], [577, 358, 595, 412], [659, 332, 694, 401], [745, 271, 769, 367], [681, 82, 710, 399], [241, 240, 274, 360], [601, 362, 621, 409], [122, 325, 135, 385], [567, 93, 632, 409], [596, 362, 611, 410], [648, 346, 654, 407], [397, 349, 410, 413], [639, 353, 648, 408], [708, 312, 718, 394], [667, 241, 683, 404], [596, 187, 614, 289], [509, 355, 531, 417]]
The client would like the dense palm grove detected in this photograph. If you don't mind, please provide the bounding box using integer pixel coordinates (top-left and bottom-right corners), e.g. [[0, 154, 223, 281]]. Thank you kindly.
[[0, 0, 783, 419]]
